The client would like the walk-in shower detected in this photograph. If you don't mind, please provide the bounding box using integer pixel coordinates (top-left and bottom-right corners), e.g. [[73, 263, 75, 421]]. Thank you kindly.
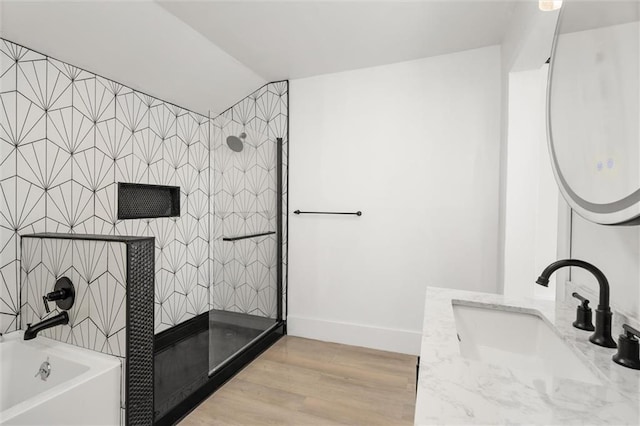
[[154, 81, 289, 425], [209, 114, 284, 375]]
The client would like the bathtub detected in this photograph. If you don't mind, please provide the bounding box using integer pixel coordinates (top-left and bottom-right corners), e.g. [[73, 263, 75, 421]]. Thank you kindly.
[[0, 331, 121, 425]]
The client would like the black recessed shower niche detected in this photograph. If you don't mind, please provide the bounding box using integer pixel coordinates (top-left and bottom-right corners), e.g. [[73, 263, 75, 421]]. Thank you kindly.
[[117, 183, 180, 220]]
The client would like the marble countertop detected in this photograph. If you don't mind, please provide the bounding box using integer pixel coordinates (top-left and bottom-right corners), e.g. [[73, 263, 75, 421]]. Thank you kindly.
[[415, 287, 640, 425]]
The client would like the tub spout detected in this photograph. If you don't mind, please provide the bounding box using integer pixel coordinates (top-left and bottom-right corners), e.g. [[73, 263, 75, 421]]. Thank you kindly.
[[24, 312, 69, 341]]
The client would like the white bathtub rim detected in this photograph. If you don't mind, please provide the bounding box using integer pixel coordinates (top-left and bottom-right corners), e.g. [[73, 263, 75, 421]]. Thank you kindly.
[[0, 331, 121, 423]]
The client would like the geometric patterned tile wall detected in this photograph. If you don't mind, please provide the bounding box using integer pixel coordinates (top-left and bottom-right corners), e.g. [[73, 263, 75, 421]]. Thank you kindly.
[[20, 236, 127, 356], [210, 81, 288, 319], [0, 38, 289, 335], [0, 38, 210, 334]]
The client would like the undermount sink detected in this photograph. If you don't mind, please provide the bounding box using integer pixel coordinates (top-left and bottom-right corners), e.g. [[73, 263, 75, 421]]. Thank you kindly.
[[452, 301, 603, 385]]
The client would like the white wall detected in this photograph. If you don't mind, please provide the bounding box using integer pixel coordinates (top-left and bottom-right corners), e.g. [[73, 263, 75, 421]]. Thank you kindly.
[[287, 46, 502, 355], [571, 214, 640, 322], [503, 66, 558, 300], [497, 4, 560, 294]]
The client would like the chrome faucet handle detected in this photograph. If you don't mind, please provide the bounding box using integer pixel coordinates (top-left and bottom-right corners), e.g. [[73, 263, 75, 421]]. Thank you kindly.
[[34, 357, 51, 380]]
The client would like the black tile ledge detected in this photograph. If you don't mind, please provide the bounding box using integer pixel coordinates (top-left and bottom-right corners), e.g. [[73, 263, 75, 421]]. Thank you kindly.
[[22, 233, 155, 243]]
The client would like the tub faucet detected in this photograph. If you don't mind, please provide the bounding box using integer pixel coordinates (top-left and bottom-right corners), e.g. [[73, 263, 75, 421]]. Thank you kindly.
[[536, 259, 617, 348], [24, 311, 69, 341]]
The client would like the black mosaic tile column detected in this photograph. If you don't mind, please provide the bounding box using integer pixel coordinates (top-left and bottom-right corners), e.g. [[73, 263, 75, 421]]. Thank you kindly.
[[126, 237, 155, 425]]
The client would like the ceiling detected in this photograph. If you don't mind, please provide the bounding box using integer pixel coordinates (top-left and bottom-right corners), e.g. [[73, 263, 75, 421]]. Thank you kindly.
[[159, 0, 517, 81], [559, 1, 639, 34], [1, 1, 520, 114], [0, 0, 265, 115]]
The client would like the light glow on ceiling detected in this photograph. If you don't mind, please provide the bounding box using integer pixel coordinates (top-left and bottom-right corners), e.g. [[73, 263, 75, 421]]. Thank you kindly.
[[539, 1, 563, 12]]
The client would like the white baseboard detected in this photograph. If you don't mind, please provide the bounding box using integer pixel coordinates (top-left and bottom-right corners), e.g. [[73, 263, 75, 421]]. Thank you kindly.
[[286, 315, 422, 355]]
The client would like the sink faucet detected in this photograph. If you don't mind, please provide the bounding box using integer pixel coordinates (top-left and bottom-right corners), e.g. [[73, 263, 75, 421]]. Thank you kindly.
[[24, 311, 69, 341], [536, 259, 617, 348]]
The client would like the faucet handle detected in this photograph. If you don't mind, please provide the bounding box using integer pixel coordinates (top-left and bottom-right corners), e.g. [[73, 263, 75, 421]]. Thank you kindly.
[[571, 292, 595, 331], [572, 292, 590, 306], [43, 277, 75, 312], [42, 295, 51, 314], [622, 324, 640, 340], [42, 289, 67, 314], [613, 324, 640, 370]]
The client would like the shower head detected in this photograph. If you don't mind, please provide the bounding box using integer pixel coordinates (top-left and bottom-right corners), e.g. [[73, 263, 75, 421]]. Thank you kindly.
[[226, 132, 246, 152]]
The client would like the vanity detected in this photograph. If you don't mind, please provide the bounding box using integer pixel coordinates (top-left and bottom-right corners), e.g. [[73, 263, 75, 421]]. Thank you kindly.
[[415, 287, 640, 425]]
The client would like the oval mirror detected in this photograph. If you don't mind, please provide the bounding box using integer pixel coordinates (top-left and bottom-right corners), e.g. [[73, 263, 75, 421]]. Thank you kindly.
[[548, 1, 640, 225]]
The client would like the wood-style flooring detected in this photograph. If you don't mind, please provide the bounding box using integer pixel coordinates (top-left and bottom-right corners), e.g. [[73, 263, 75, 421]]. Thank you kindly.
[[180, 336, 417, 425]]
